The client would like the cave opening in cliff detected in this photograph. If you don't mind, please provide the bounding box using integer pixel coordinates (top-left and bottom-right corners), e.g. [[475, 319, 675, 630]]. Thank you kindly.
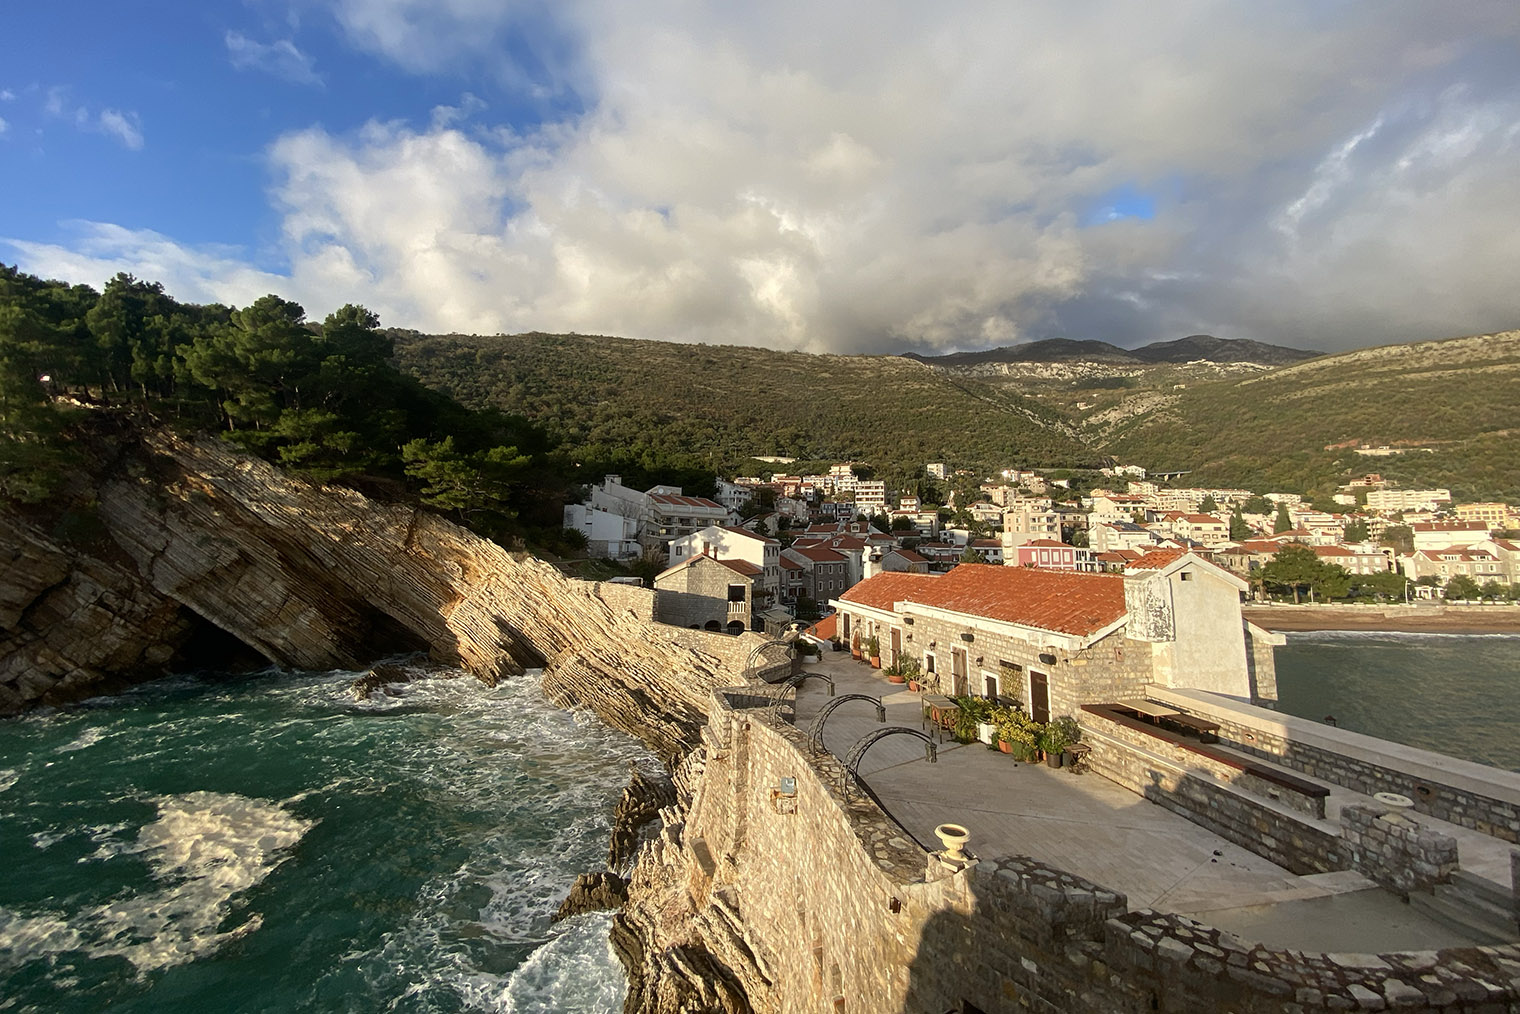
[[171, 609, 269, 672]]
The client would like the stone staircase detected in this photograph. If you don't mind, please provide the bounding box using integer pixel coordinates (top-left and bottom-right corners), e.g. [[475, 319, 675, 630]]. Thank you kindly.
[[1409, 869, 1518, 945]]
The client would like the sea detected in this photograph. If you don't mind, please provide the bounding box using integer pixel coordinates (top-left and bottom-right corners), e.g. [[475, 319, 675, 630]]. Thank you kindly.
[[0, 663, 655, 1014], [1273, 631, 1520, 772], [2, 633, 1517, 1012]]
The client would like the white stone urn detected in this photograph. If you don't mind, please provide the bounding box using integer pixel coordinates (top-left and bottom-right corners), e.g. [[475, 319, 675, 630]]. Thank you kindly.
[[977, 721, 998, 745], [934, 823, 970, 862]]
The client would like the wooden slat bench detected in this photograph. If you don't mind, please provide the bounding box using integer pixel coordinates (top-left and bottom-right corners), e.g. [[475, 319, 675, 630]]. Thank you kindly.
[[1158, 712, 1221, 744]]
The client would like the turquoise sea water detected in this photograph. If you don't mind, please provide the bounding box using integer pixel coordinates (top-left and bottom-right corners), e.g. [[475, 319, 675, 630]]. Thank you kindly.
[[5, 634, 1517, 1012], [1273, 631, 1520, 772], [0, 664, 655, 1013]]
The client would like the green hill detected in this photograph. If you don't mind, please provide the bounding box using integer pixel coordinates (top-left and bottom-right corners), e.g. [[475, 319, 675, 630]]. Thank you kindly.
[[1096, 329, 1520, 502], [391, 331, 1093, 487]]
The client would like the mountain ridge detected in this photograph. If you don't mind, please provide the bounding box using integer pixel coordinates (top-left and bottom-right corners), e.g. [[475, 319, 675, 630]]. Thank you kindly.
[[904, 334, 1322, 368]]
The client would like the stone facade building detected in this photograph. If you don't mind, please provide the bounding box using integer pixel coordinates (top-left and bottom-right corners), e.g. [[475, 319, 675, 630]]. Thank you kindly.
[[831, 550, 1279, 720], [653, 553, 759, 633]]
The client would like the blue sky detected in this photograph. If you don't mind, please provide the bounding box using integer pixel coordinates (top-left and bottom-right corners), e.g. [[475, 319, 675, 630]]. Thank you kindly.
[[4, 2, 1520, 354]]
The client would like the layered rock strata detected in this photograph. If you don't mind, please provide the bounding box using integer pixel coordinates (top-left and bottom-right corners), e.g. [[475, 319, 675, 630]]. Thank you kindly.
[[1, 425, 742, 763]]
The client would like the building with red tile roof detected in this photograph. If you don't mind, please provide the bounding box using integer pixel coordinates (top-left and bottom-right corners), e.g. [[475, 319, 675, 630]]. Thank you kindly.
[[832, 553, 1273, 720]]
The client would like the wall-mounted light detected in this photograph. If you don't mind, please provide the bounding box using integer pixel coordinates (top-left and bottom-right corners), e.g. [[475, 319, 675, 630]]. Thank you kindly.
[[1039, 652, 1057, 665], [903, 616, 914, 626], [960, 632, 975, 644], [975, 656, 984, 666]]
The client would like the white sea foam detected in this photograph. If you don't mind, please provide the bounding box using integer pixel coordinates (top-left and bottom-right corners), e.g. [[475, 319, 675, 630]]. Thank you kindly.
[[0, 791, 315, 976], [0, 769, 18, 793], [500, 912, 627, 1014], [57, 727, 106, 753]]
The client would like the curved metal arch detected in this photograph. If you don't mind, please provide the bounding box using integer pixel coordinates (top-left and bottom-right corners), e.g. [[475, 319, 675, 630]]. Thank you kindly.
[[806, 694, 886, 752], [744, 637, 796, 682], [763, 672, 836, 725], [842, 727, 938, 781]]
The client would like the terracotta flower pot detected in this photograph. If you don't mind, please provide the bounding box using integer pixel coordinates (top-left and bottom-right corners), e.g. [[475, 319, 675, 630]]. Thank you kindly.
[[907, 680, 921, 692], [870, 656, 881, 669], [887, 674, 905, 684], [997, 740, 1012, 754]]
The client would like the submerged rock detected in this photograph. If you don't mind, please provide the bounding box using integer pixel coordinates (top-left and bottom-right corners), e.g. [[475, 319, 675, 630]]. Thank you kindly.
[[553, 871, 629, 922]]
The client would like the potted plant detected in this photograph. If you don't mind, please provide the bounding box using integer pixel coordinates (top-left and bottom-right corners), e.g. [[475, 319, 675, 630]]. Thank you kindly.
[[1039, 715, 1080, 768], [900, 658, 923, 692], [798, 640, 820, 665], [883, 660, 906, 684], [996, 712, 1039, 761], [851, 635, 861, 660], [867, 635, 881, 669]]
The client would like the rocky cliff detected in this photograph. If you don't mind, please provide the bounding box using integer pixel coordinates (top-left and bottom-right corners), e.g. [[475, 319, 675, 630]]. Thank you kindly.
[[0, 421, 752, 763], [1, 418, 801, 1010]]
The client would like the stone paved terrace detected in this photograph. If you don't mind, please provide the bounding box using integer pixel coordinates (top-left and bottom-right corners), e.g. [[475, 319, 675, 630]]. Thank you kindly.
[[787, 648, 1514, 953]]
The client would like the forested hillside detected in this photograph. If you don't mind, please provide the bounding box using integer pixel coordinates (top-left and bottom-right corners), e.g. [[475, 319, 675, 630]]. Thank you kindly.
[[392, 331, 1094, 487], [1098, 330, 1520, 502], [0, 266, 567, 543]]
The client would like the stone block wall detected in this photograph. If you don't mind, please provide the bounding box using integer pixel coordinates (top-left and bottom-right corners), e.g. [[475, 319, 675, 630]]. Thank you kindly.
[[1148, 688, 1520, 845], [1342, 804, 1458, 897], [592, 581, 656, 622], [1081, 723, 1346, 877], [879, 610, 1157, 720], [1082, 707, 1327, 819], [629, 687, 1520, 1013]]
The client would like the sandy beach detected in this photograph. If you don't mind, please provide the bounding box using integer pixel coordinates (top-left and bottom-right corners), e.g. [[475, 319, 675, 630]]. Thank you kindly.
[[1243, 604, 1520, 634]]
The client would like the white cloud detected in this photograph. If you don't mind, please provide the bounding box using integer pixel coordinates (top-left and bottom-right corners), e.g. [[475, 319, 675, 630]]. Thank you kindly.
[[13, 2, 1520, 352], [0, 89, 14, 101], [96, 109, 143, 150], [0, 117, 7, 136], [225, 31, 323, 86], [40, 86, 145, 150], [4, 223, 299, 309]]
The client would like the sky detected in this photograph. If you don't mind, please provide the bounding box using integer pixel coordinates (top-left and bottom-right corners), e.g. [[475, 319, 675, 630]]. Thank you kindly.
[[3, 2, 1520, 356]]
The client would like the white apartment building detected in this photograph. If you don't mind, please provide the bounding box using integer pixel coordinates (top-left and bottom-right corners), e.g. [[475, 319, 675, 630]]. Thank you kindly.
[[1365, 488, 1452, 514], [854, 480, 888, 516], [926, 462, 947, 480]]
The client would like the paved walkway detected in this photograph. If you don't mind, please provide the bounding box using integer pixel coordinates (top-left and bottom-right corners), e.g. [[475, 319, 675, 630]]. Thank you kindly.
[[786, 650, 1504, 952]]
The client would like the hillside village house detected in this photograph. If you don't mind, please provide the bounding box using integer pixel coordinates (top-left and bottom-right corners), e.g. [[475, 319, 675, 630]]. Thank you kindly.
[[780, 545, 851, 603], [668, 525, 782, 607], [1410, 520, 1490, 551], [1008, 539, 1092, 572], [653, 553, 759, 633], [831, 551, 1280, 723], [588, 475, 730, 556], [1453, 502, 1520, 530], [1088, 521, 1164, 554], [1002, 507, 1062, 546]]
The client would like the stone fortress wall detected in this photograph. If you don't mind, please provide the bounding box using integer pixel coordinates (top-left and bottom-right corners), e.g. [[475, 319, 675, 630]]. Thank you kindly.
[[617, 686, 1520, 1013]]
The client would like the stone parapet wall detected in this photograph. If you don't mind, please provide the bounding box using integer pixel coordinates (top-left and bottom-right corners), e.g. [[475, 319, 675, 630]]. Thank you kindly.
[[1342, 803, 1458, 897], [1148, 687, 1520, 845], [1082, 706, 1328, 818], [1081, 723, 1347, 877], [618, 686, 1520, 1012]]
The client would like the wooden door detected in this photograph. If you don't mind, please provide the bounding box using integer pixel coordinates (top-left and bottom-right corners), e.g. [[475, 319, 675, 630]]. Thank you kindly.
[[1030, 670, 1050, 725], [951, 649, 968, 695], [890, 628, 901, 668]]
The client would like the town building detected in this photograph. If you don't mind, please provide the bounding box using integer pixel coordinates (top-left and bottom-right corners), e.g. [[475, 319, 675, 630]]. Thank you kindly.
[[831, 552, 1279, 716], [854, 480, 888, 516], [668, 525, 782, 607], [781, 545, 852, 603], [1365, 488, 1453, 514], [1007, 539, 1092, 572], [562, 502, 642, 560], [1410, 521, 1489, 551], [1452, 503, 1519, 531], [653, 553, 760, 633]]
